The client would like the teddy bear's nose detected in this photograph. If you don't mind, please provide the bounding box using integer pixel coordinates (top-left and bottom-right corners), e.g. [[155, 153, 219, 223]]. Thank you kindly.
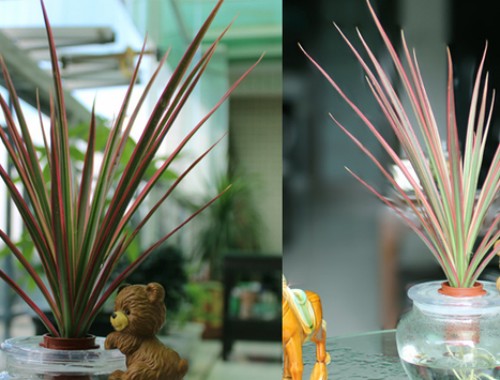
[[111, 312, 117, 319]]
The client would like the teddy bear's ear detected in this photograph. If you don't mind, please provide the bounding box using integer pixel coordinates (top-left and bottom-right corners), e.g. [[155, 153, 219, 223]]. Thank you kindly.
[[117, 283, 131, 294], [146, 282, 165, 304]]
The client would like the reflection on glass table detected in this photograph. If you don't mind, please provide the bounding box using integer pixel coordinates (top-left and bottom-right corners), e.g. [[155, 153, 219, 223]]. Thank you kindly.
[[302, 330, 407, 379]]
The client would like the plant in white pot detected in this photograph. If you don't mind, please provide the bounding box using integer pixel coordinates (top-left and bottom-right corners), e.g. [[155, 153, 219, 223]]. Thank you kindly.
[[301, 1, 500, 378], [0, 0, 259, 378]]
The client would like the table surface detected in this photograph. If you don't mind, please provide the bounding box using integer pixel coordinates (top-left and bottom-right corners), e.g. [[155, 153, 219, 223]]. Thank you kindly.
[[303, 330, 408, 379], [0, 330, 407, 378]]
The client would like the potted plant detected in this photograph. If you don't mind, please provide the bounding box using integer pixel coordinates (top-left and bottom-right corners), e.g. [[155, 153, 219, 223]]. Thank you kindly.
[[183, 170, 263, 338], [190, 170, 263, 281], [301, 1, 500, 378], [4, 119, 166, 339], [30, 245, 187, 339], [0, 0, 260, 377]]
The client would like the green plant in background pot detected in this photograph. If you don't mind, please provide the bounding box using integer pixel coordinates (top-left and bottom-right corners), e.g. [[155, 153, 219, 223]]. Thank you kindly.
[[181, 170, 263, 338], [176, 281, 224, 339], [302, 1, 500, 378], [0, 0, 259, 377], [191, 170, 263, 281]]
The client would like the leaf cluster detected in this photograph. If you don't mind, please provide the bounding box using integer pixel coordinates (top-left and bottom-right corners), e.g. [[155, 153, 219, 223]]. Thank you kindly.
[[0, 0, 260, 337]]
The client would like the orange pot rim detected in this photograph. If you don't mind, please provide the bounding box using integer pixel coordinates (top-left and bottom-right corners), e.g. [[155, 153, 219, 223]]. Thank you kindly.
[[40, 333, 99, 350], [438, 281, 487, 297]]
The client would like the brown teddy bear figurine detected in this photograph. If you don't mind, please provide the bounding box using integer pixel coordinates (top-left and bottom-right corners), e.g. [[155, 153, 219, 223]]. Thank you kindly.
[[105, 282, 188, 380]]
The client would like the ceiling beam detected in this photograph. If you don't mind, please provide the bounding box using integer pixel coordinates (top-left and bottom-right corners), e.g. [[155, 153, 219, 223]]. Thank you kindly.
[[2, 27, 115, 50], [204, 25, 282, 42], [0, 29, 92, 125]]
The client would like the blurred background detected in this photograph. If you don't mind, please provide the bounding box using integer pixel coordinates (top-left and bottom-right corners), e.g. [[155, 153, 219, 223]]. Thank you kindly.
[[0, 0, 281, 378], [283, 0, 500, 336]]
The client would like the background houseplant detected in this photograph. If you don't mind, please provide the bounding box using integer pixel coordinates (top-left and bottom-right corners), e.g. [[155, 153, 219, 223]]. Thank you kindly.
[[178, 169, 263, 338], [189, 169, 263, 281], [0, 0, 259, 345], [301, 0, 500, 377]]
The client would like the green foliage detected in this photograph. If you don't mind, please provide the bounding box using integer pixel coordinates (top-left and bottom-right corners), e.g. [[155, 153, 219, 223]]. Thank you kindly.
[[177, 281, 222, 326], [189, 171, 263, 280]]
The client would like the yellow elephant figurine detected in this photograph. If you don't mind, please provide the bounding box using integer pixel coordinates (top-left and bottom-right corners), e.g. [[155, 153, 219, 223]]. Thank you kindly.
[[282, 276, 330, 380]]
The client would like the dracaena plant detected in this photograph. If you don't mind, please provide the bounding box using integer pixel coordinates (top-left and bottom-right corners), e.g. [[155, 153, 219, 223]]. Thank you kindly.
[[301, 0, 500, 288], [0, 0, 259, 338]]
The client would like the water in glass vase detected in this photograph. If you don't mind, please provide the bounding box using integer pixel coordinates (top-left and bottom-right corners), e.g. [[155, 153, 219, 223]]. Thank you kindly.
[[402, 360, 500, 380], [396, 281, 500, 380], [400, 345, 500, 380]]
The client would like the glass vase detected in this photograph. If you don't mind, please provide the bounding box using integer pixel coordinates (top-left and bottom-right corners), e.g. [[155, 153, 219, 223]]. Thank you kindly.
[[0, 336, 125, 379], [396, 281, 500, 380]]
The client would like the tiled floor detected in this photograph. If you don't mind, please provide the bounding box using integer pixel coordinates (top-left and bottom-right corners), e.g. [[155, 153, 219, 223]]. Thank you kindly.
[[188, 340, 282, 380]]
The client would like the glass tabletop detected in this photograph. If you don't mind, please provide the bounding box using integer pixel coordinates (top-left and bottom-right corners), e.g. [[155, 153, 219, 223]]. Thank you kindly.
[[302, 330, 408, 379]]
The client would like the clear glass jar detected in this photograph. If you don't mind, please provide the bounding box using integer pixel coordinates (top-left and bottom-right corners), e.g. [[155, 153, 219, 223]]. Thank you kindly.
[[396, 281, 500, 380], [0, 336, 125, 379]]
